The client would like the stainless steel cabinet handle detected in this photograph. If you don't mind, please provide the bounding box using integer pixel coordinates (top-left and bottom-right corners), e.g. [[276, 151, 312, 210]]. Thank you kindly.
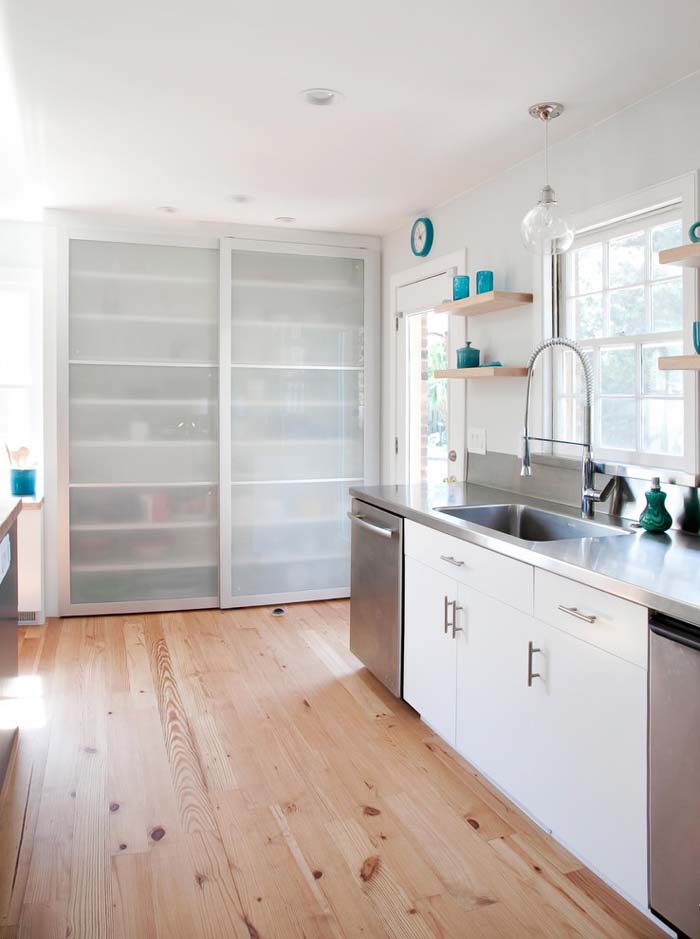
[[527, 640, 542, 687], [440, 554, 465, 567], [444, 595, 449, 634], [451, 600, 463, 639], [557, 604, 597, 624], [347, 512, 393, 539]]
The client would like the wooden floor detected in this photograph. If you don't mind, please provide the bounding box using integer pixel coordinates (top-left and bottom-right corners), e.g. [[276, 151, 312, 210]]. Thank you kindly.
[[0, 601, 663, 938]]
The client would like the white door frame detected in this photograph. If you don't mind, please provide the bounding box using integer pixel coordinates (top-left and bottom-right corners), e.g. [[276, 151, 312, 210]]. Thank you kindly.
[[387, 249, 467, 485]]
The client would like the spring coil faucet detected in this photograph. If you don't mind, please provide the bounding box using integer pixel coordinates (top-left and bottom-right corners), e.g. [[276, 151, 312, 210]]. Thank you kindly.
[[521, 337, 615, 518]]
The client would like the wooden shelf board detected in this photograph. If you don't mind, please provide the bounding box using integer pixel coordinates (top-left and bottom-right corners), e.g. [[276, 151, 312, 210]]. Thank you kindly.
[[435, 367, 529, 379], [658, 243, 700, 268], [658, 355, 700, 371], [435, 290, 533, 317]]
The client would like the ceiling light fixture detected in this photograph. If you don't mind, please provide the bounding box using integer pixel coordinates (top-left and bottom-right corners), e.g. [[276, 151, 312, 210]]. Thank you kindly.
[[156, 205, 177, 214], [274, 216, 296, 224], [299, 87, 343, 107], [520, 102, 574, 256], [229, 194, 253, 204]]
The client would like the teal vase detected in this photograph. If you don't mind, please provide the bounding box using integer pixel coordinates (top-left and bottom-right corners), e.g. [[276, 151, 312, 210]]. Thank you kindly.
[[639, 478, 672, 533], [456, 341, 480, 368]]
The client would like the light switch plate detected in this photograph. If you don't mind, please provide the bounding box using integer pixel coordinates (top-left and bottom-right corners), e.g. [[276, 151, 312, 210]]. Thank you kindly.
[[467, 426, 486, 455]]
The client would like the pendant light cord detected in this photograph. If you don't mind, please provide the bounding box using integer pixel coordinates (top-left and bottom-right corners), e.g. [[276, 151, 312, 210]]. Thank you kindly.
[[544, 118, 549, 187]]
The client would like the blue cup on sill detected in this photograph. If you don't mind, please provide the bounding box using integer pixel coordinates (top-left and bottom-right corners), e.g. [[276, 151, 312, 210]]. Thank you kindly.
[[693, 321, 700, 355], [476, 270, 494, 294], [10, 468, 36, 497], [453, 275, 470, 300]]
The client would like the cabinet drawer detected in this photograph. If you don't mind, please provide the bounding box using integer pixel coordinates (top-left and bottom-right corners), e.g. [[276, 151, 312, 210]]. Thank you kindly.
[[404, 520, 533, 615], [534, 569, 647, 668]]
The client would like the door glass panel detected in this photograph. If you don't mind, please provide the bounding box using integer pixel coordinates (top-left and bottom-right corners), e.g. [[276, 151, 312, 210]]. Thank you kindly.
[[407, 310, 448, 487], [229, 250, 364, 598], [68, 241, 219, 605]]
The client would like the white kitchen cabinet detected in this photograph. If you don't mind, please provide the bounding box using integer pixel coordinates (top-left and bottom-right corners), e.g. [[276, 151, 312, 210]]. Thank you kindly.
[[537, 620, 648, 905], [455, 585, 550, 826], [403, 555, 459, 744]]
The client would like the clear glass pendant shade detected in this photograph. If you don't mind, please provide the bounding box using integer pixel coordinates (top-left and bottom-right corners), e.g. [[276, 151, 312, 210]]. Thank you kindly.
[[521, 185, 574, 256]]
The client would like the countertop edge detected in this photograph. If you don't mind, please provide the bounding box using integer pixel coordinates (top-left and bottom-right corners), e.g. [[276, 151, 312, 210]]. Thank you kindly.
[[0, 501, 21, 542], [350, 486, 700, 628]]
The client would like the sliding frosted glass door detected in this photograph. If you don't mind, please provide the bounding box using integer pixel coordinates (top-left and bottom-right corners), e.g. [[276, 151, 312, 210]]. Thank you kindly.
[[62, 238, 219, 613], [220, 239, 377, 606]]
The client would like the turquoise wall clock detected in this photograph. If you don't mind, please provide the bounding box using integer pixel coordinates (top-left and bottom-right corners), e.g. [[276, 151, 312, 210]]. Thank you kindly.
[[410, 217, 434, 257]]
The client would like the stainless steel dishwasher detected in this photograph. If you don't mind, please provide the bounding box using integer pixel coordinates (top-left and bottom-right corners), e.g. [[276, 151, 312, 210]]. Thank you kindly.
[[348, 498, 403, 696], [649, 612, 700, 939]]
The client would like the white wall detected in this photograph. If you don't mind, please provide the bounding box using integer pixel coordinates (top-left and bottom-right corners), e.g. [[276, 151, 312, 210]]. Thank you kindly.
[[381, 71, 700, 481]]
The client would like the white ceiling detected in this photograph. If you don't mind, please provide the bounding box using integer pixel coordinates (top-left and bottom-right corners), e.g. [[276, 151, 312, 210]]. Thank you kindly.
[[2, 0, 700, 235]]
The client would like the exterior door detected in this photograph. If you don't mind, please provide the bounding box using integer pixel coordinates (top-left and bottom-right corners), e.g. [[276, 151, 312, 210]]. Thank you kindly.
[[219, 238, 379, 608]]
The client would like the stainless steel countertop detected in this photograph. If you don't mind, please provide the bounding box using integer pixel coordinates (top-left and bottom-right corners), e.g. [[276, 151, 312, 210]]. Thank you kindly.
[[351, 482, 700, 627]]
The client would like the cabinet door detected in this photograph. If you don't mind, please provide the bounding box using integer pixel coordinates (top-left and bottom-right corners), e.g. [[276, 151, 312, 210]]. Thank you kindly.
[[542, 623, 648, 906], [403, 556, 458, 745], [455, 585, 549, 825]]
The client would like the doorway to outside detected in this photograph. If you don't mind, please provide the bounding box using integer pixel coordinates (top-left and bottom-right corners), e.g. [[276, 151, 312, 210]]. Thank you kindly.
[[393, 252, 466, 487]]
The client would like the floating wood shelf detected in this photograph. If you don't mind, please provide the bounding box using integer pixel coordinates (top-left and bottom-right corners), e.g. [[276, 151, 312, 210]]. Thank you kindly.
[[658, 355, 700, 371], [435, 367, 529, 379], [658, 243, 700, 268], [434, 290, 533, 317]]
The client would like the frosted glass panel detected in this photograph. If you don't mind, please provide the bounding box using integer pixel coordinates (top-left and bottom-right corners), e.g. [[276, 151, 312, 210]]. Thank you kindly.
[[231, 251, 363, 367], [230, 480, 358, 597], [68, 239, 219, 607], [228, 247, 365, 601], [231, 367, 363, 481]]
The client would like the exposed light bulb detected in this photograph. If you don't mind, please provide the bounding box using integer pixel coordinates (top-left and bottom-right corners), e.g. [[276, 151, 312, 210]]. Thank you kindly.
[[521, 103, 574, 257]]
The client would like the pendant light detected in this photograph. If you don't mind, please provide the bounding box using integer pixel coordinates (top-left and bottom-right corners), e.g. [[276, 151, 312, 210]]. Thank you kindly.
[[520, 102, 574, 256]]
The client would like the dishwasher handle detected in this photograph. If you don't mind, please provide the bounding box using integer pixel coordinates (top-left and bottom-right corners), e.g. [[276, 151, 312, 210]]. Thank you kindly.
[[347, 512, 394, 539], [650, 616, 700, 653]]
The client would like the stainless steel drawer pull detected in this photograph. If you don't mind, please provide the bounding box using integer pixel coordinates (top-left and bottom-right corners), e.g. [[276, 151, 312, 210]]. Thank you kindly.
[[347, 512, 393, 539], [558, 604, 597, 624], [527, 640, 542, 687], [443, 595, 449, 634], [440, 554, 465, 567]]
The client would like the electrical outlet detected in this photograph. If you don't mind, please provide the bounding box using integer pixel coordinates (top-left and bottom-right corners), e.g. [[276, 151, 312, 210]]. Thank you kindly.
[[467, 426, 486, 455]]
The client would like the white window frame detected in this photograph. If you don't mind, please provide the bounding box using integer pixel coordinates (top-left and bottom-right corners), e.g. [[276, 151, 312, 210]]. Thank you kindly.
[[388, 250, 467, 485], [0, 266, 43, 487], [552, 174, 698, 476]]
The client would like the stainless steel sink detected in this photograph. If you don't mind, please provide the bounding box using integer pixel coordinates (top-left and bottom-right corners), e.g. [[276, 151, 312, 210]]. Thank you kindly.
[[435, 503, 629, 543]]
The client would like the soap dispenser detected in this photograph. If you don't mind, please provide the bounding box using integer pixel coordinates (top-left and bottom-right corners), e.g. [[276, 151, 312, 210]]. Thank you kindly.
[[639, 477, 672, 533]]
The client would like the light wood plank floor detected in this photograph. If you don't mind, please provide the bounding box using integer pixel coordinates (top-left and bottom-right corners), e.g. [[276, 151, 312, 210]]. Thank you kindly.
[[0, 601, 663, 938]]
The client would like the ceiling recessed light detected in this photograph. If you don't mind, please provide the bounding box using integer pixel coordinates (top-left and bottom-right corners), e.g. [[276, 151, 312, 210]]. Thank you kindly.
[[274, 216, 296, 224], [156, 205, 177, 214], [299, 87, 343, 107], [229, 194, 253, 204]]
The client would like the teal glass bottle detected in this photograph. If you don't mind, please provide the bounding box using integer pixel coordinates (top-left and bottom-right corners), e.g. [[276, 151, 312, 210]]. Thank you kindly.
[[639, 477, 672, 533]]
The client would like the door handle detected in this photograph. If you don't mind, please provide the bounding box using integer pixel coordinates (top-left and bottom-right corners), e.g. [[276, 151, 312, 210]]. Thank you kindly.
[[451, 600, 463, 639], [527, 640, 542, 687], [558, 604, 597, 624], [440, 555, 465, 567], [347, 512, 393, 539]]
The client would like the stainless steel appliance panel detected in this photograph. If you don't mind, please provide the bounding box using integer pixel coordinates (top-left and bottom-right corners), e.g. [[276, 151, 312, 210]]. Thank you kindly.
[[649, 614, 700, 939], [349, 498, 403, 696]]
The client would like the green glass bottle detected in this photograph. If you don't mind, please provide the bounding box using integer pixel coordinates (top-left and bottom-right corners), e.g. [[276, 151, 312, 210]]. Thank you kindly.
[[639, 477, 672, 533]]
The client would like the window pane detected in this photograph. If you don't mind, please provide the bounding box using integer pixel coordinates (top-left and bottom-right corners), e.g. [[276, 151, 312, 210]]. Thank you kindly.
[[407, 311, 448, 487], [556, 396, 584, 444], [572, 295, 603, 339], [0, 286, 32, 385], [642, 399, 683, 455], [651, 278, 683, 332], [651, 219, 683, 278], [642, 341, 683, 395], [609, 285, 645, 336], [558, 345, 592, 396], [599, 398, 636, 450], [608, 230, 645, 288], [600, 346, 636, 395], [575, 243, 603, 295], [0, 387, 31, 449]]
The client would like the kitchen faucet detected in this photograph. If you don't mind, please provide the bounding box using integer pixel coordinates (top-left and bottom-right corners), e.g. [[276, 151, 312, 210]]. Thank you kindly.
[[520, 336, 616, 519]]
